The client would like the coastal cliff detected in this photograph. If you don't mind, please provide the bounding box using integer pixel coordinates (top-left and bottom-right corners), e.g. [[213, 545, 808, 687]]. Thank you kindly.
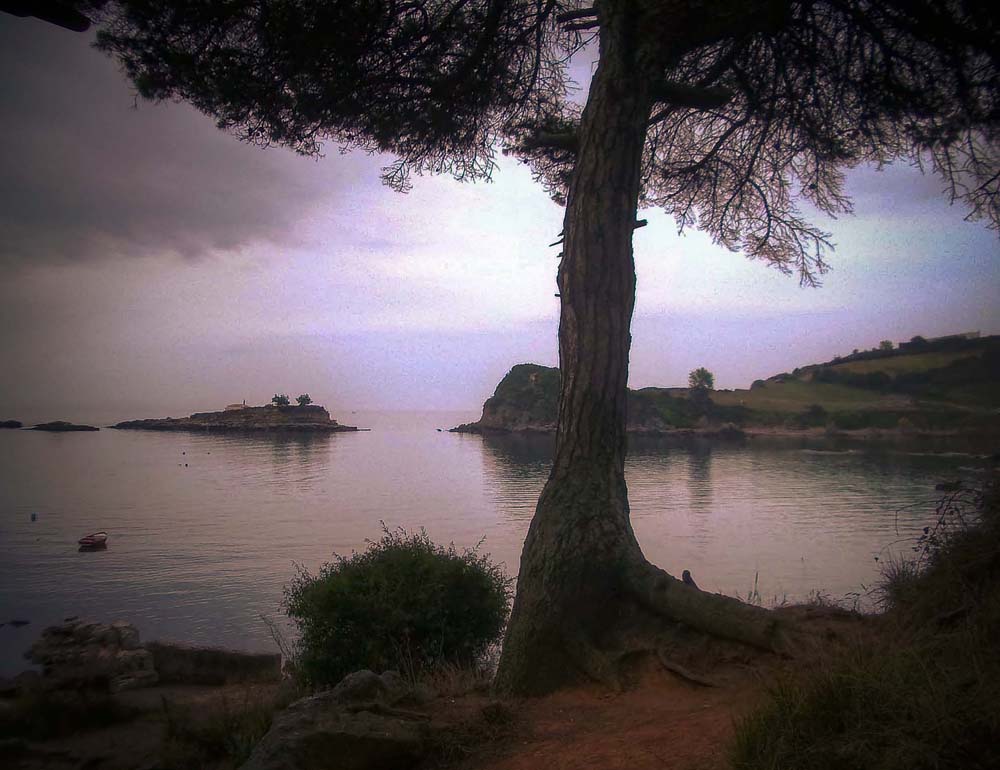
[[451, 364, 744, 437], [451, 342, 1000, 441], [112, 404, 358, 433]]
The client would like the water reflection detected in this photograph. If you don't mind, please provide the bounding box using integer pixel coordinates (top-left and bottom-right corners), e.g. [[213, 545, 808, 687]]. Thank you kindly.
[[0, 420, 989, 676], [471, 431, 989, 607], [685, 446, 713, 514], [477, 433, 551, 523]]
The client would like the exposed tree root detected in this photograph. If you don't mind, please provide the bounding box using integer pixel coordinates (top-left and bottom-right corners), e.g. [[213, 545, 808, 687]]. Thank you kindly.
[[626, 559, 809, 656], [497, 527, 824, 695], [547, 558, 829, 692], [655, 650, 719, 688]]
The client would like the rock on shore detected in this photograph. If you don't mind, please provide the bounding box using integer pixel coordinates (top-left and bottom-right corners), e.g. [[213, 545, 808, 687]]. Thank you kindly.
[[20, 618, 282, 695], [112, 404, 358, 433], [27, 619, 157, 693], [241, 670, 425, 770]]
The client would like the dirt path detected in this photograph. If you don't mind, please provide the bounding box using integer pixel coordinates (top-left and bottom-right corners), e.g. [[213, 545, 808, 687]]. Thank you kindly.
[[460, 607, 870, 770], [457, 664, 768, 770]]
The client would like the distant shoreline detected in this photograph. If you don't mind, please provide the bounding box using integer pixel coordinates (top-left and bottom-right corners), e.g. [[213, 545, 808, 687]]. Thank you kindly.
[[452, 421, 991, 444]]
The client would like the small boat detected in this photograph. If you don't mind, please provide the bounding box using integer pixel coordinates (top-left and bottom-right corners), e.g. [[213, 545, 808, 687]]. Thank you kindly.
[[78, 531, 108, 547]]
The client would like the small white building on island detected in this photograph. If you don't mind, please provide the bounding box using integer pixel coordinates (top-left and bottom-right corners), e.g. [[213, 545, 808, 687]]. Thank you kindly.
[[224, 400, 247, 411]]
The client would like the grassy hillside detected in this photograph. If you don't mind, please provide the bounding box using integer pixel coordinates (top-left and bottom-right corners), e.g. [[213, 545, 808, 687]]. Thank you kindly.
[[461, 335, 999, 435], [714, 334, 1000, 430], [823, 350, 976, 375]]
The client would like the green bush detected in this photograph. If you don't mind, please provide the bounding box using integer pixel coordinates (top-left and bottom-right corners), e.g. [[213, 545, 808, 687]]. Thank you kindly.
[[792, 403, 828, 428], [284, 527, 512, 687]]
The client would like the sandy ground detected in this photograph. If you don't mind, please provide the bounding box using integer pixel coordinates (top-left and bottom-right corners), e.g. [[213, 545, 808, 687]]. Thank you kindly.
[[467, 668, 765, 770]]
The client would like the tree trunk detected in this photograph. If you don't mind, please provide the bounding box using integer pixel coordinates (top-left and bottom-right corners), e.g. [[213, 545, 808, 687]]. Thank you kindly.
[[495, 0, 799, 695], [494, 0, 652, 695]]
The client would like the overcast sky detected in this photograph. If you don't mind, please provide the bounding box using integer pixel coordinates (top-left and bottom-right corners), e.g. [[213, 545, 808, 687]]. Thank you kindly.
[[1, 16, 998, 424]]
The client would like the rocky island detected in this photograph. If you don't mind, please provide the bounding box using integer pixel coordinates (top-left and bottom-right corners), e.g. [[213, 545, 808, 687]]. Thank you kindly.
[[112, 404, 359, 433], [0, 419, 22, 429], [31, 421, 100, 432]]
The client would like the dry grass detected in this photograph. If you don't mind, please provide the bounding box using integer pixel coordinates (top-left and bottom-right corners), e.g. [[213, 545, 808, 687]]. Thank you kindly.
[[159, 685, 300, 770]]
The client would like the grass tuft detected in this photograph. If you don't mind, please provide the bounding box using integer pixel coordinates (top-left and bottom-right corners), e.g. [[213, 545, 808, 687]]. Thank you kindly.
[[159, 685, 298, 769]]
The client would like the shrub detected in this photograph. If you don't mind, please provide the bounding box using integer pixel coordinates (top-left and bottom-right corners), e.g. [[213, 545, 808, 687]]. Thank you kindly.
[[284, 526, 512, 687], [793, 403, 828, 428]]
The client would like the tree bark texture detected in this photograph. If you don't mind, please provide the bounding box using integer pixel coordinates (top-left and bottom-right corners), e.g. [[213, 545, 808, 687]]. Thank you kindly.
[[495, 0, 800, 695]]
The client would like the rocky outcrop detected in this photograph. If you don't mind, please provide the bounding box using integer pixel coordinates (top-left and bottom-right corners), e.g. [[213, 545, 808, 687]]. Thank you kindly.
[[452, 364, 746, 438], [0, 420, 22, 429], [30, 421, 99, 431], [240, 670, 427, 770], [26, 619, 157, 693], [22, 620, 288, 695], [452, 364, 559, 434], [146, 641, 281, 685], [112, 404, 358, 433]]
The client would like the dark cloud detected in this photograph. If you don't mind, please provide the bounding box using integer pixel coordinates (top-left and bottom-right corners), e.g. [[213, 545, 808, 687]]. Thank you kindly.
[[0, 17, 353, 267]]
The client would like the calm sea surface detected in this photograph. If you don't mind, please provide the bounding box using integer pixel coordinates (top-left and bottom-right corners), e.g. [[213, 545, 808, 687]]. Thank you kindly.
[[0, 410, 990, 674]]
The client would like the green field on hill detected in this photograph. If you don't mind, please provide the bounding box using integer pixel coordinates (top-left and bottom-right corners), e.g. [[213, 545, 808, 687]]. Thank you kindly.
[[708, 334, 1000, 430], [712, 380, 907, 413], [823, 350, 978, 375]]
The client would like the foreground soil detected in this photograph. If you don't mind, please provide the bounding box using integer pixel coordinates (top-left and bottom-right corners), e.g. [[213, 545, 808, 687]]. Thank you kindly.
[[459, 667, 767, 770], [3, 607, 865, 770], [0, 668, 766, 770]]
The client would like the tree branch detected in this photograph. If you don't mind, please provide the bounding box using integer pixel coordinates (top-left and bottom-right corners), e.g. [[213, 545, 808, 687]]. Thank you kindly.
[[653, 81, 733, 110], [556, 8, 597, 24], [521, 131, 579, 153]]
